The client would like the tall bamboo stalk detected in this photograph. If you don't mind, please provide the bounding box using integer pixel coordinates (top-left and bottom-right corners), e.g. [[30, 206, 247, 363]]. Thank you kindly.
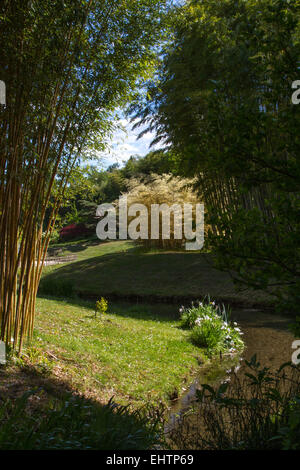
[[0, 0, 104, 351]]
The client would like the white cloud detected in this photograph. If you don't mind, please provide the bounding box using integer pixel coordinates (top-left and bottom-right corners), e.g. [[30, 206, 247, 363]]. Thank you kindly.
[[97, 117, 159, 168]]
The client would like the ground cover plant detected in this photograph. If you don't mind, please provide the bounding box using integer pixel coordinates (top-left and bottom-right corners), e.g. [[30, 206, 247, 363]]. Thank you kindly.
[[179, 300, 244, 356]]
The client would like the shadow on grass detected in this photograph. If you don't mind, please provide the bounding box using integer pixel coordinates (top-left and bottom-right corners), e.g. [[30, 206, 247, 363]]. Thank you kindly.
[[37, 293, 180, 323], [40, 241, 275, 314], [0, 359, 164, 450], [39, 248, 230, 300]]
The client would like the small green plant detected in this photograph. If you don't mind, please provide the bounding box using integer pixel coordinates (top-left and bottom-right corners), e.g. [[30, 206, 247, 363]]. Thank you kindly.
[[179, 305, 200, 329], [190, 317, 243, 355], [179, 299, 243, 356], [95, 297, 108, 318], [12, 347, 53, 376], [179, 298, 230, 329]]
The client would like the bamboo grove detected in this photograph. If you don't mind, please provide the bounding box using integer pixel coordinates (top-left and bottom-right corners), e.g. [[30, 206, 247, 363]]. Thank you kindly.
[[0, 0, 169, 350], [133, 0, 300, 310]]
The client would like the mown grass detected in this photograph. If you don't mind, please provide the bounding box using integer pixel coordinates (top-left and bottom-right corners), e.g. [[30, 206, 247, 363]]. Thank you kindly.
[[41, 239, 273, 307], [14, 296, 206, 408]]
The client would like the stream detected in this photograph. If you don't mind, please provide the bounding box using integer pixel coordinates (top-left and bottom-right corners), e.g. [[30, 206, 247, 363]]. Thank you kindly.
[[167, 308, 295, 431]]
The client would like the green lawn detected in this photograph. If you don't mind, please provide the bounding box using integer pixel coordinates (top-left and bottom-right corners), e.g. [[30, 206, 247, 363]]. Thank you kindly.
[[14, 296, 204, 407], [0, 239, 253, 445], [41, 239, 273, 307], [1, 239, 258, 421]]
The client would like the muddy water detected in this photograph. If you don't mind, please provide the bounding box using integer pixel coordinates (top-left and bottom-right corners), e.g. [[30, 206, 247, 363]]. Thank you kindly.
[[167, 308, 295, 430]]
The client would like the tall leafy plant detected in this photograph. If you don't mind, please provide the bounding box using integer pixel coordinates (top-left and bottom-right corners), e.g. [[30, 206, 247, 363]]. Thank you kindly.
[[0, 0, 170, 349], [133, 0, 300, 311]]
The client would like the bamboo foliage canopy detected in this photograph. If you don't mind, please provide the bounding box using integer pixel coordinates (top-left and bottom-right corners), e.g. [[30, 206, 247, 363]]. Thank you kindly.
[[131, 0, 300, 308]]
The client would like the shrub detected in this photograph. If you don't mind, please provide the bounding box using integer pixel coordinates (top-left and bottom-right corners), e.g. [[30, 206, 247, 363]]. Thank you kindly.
[[179, 299, 229, 329], [59, 223, 91, 241], [179, 305, 200, 329], [95, 297, 108, 318], [190, 317, 243, 355], [42, 229, 60, 244], [179, 300, 243, 356], [191, 318, 223, 351], [117, 173, 204, 250]]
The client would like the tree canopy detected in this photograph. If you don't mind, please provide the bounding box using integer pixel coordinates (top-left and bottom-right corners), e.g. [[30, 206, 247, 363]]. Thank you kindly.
[[133, 0, 300, 311], [0, 0, 171, 348]]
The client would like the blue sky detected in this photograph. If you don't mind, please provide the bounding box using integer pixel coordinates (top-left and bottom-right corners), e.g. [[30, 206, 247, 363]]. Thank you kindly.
[[96, 117, 159, 169]]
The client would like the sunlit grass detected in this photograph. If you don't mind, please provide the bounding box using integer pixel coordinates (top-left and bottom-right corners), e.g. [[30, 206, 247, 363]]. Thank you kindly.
[[30, 296, 205, 407]]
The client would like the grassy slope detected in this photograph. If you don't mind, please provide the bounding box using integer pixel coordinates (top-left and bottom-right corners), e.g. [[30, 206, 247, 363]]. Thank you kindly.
[[42, 239, 273, 306], [11, 296, 203, 407]]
